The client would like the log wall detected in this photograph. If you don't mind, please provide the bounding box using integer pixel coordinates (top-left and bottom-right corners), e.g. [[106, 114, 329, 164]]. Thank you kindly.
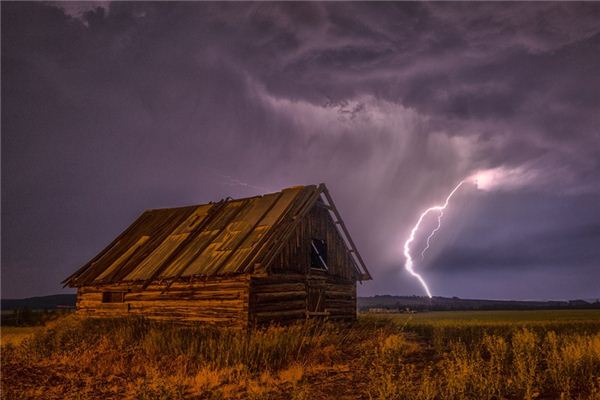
[[305, 276, 357, 320], [76, 272, 356, 327], [249, 274, 307, 325], [76, 275, 250, 328], [249, 274, 356, 325]]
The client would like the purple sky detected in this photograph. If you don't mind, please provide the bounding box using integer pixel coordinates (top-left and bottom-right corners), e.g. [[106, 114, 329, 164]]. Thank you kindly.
[[2, 2, 600, 300]]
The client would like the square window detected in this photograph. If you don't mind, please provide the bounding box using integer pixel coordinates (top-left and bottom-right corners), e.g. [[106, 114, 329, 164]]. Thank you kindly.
[[310, 239, 328, 270], [102, 291, 125, 303]]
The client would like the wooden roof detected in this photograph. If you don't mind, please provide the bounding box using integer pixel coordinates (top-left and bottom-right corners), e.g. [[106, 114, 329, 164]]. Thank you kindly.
[[63, 184, 371, 287]]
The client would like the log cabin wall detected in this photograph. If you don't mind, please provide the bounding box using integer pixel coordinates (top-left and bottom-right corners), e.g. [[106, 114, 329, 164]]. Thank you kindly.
[[249, 274, 307, 325], [249, 274, 357, 325], [75, 275, 250, 328], [306, 276, 356, 320], [253, 202, 359, 324], [270, 203, 359, 281]]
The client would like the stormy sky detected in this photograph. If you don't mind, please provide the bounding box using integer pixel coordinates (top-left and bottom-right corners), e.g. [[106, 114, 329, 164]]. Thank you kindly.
[[2, 2, 600, 300]]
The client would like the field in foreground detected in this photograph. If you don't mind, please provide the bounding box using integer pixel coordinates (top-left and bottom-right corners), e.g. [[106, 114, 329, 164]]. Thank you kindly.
[[0, 326, 45, 346], [1, 310, 600, 399]]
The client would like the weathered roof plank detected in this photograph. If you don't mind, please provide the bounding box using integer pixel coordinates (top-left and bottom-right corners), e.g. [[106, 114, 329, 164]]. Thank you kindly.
[[63, 184, 371, 287]]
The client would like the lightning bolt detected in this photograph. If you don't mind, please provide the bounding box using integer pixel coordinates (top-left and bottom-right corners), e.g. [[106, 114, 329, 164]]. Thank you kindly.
[[421, 211, 444, 259], [403, 180, 466, 298]]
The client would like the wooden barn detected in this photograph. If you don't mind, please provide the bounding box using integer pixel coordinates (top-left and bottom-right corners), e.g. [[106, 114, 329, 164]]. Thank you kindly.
[[63, 184, 371, 328]]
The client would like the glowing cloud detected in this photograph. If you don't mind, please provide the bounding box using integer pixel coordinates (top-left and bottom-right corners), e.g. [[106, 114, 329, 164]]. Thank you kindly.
[[471, 166, 538, 191]]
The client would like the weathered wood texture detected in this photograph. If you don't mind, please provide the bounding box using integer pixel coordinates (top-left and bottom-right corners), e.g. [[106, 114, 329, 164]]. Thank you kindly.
[[271, 202, 359, 281], [73, 191, 361, 327], [76, 276, 250, 328], [249, 274, 356, 325], [64, 186, 321, 287], [305, 276, 356, 320]]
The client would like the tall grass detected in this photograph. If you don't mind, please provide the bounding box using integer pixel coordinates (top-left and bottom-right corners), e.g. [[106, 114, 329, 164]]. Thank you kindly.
[[1, 315, 393, 399], [401, 320, 600, 352], [367, 328, 600, 400], [3, 313, 600, 399], [5, 316, 366, 372]]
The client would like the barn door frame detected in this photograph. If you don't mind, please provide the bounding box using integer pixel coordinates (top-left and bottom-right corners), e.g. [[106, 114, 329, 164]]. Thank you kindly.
[[306, 279, 329, 318]]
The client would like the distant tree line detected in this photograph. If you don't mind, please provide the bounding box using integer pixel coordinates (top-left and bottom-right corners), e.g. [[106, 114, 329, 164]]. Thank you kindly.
[[1, 308, 73, 326], [358, 295, 600, 312]]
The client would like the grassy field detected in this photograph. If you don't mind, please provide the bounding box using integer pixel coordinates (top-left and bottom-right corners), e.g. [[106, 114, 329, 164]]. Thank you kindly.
[[1, 310, 599, 399], [369, 310, 600, 400], [389, 309, 600, 322], [0, 326, 44, 346], [379, 309, 600, 353]]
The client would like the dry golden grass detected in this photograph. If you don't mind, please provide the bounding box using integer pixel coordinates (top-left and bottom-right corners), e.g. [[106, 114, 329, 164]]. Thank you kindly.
[[0, 326, 44, 346], [1, 311, 599, 399], [365, 311, 600, 400]]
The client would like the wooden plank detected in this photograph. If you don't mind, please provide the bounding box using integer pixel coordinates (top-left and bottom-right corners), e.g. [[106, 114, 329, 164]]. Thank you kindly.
[[252, 309, 306, 319], [125, 292, 243, 302], [103, 207, 198, 284], [306, 311, 329, 316], [252, 284, 306, 294], [321, 185, 371, 280], [163, 199, 252, 282], [127, 299, 245, 308], [94, 236, 150, 281], [260, 187, 322, 273], [252, 300, 307, 313], [63, 212, 155, 286], [76, 276, 251, 327], [211, 192, 284, 275], [237, 188, 309, 274], [141, 200, 228, 288], [77, 276, 249, 294], [254, 291, 306, 302]]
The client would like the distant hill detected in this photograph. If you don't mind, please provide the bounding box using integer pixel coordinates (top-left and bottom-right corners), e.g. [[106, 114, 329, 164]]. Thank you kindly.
[[358, 295, 600, 311], [1, 294, 76, 310], [3, 293, 599, 312]]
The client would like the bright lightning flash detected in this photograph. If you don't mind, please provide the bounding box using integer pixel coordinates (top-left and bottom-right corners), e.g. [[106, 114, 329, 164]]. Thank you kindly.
[[403, 180, 466, 298], [421, 211, 444, 259]]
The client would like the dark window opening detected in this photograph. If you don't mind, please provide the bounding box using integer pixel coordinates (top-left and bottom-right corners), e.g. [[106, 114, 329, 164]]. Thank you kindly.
[[102, 291, 125, 303], [310, 239, 328, 270]]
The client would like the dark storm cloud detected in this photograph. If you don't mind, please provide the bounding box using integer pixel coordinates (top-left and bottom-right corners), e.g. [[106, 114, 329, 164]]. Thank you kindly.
[[2, 2, 599, 299], [424, 191, 600, 288]]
